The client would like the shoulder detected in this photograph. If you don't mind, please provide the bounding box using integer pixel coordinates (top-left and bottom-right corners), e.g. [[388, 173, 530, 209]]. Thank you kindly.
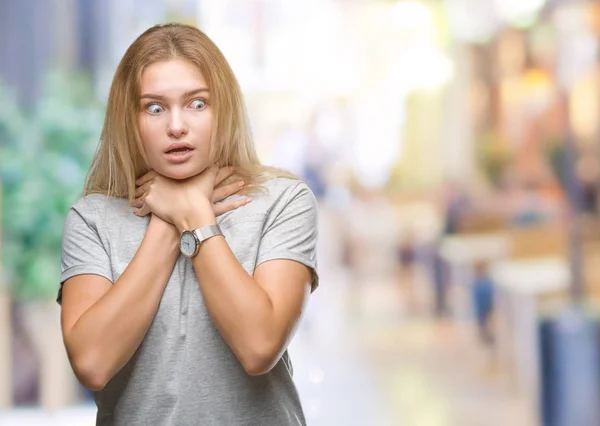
[[255, 177, 317, 215], [263, 177, 316, 203], [66, 194, 130, 227], [218, 178, 317, 226]]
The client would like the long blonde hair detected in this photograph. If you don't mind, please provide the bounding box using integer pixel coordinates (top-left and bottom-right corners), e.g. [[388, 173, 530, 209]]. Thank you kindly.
[[85, 23, 296, 201]]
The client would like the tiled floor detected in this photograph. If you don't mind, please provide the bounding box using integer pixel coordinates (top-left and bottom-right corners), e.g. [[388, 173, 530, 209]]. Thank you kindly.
[[292, 266, 534, 426], [345, 272, 534, 426]]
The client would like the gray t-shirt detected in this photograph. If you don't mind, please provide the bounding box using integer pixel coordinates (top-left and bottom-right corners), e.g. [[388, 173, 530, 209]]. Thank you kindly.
[[58, 177, 319, 426]]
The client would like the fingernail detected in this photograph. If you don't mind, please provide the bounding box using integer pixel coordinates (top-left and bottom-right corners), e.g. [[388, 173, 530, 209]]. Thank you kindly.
[[239, 181, 245, 187], [245, 198, 252, 204]]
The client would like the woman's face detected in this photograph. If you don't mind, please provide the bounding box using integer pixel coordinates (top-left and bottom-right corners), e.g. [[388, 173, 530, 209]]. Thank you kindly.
[[138, 59, 213, 180]]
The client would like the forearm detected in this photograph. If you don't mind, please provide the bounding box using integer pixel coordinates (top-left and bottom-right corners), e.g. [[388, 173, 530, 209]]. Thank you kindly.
[[67, 216, 179, 386], [193, 237, 277, 371], [177, 206, 278, 374]]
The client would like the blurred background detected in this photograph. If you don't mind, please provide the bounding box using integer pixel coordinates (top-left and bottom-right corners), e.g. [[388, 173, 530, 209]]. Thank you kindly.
[[2, 0, 600, 425]]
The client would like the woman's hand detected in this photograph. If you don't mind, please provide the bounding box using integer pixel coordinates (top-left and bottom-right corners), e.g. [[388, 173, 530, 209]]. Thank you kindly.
[[132, 166, 252, 229]]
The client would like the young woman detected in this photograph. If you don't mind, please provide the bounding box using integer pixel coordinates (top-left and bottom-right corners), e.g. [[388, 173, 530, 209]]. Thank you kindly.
[[58, 23, 318, 426]]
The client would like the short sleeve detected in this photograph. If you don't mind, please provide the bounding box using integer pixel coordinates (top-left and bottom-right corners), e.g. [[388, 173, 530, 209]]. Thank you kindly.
[[57, 198, 113, 304], [256, 182, 319, 291]]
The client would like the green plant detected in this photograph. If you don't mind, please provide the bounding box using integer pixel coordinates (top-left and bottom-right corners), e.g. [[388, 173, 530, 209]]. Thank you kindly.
[[0, 71, 104, 300]]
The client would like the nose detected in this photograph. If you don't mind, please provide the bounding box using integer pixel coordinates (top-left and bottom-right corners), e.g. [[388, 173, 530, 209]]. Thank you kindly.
[[167, 110, 188, 138]]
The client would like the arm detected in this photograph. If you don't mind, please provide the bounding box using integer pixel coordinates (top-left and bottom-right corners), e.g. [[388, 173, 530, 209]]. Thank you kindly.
[[135, 168, 319, 375], [61, 215, 179, 390], [61, 168, 244, 389], [191, 220, 311, 376], [176, 189, 316, 376]]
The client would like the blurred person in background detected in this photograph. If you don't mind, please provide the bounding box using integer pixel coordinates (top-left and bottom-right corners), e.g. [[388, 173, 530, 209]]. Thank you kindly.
[[396, 229, 419, 314], [57, 23, 318, 426], [471, 261, 495, 346], [430, 182, 470, 318]]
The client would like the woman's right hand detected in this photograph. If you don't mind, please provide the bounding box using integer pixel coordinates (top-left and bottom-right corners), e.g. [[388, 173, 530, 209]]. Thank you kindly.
[[132, 166, 249, 217]]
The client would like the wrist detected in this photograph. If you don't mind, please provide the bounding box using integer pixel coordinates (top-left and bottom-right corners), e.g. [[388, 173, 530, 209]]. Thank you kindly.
[[175, 199, 216, 233], [148, 215, 180, 251]]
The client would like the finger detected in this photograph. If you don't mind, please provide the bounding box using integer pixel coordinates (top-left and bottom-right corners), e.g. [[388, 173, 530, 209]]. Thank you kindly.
[[136, 170, 157, 187], [213, 197, 252, 216], [134, 204, 151, 217], [134, 181, 152, 198], [212, 180, 245, 203], [131, 197, 144, 209], [215, 166, 235, 186]]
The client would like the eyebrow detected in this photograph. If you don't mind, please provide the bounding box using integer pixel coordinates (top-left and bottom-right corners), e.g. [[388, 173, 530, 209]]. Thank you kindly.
[[140, 88, 210, 100]]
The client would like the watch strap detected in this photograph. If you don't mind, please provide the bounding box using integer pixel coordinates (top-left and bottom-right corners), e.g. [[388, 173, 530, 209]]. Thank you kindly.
[[192, 224, 223, 244]]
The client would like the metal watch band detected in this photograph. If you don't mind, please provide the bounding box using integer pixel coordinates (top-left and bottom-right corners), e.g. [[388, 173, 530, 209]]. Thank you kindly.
[[192, 224, 223, 244]]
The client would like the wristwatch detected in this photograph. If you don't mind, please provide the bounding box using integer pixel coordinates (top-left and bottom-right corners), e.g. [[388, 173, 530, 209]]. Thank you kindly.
[[179, 224, 223, 258]]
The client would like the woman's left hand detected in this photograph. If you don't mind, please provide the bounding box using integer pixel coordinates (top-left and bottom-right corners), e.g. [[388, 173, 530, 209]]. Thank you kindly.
[[132, 165, 251, 231]]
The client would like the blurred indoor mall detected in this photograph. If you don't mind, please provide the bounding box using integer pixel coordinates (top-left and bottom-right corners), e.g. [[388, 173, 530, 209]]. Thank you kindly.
[[2, 0, 600, 425]]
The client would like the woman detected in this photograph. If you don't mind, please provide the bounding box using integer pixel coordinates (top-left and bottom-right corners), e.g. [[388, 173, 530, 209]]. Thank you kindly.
[[58, 23, 318, 426]]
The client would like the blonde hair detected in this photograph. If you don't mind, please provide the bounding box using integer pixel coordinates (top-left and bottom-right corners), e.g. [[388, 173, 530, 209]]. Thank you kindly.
[[85, 23, 296, 201]]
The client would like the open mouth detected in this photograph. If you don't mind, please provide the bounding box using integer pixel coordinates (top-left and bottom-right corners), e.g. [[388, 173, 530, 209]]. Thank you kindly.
[[166, 147, 193, 154], [164, 144, 195, 163]]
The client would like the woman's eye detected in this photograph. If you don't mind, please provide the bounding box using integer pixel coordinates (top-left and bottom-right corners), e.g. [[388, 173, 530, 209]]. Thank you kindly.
[[190, 99, 206, 110], [146, 103, 164, 114]]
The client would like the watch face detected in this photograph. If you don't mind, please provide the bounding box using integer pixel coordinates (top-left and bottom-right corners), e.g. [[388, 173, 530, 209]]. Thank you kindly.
[[180, 231, 197, 257]]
